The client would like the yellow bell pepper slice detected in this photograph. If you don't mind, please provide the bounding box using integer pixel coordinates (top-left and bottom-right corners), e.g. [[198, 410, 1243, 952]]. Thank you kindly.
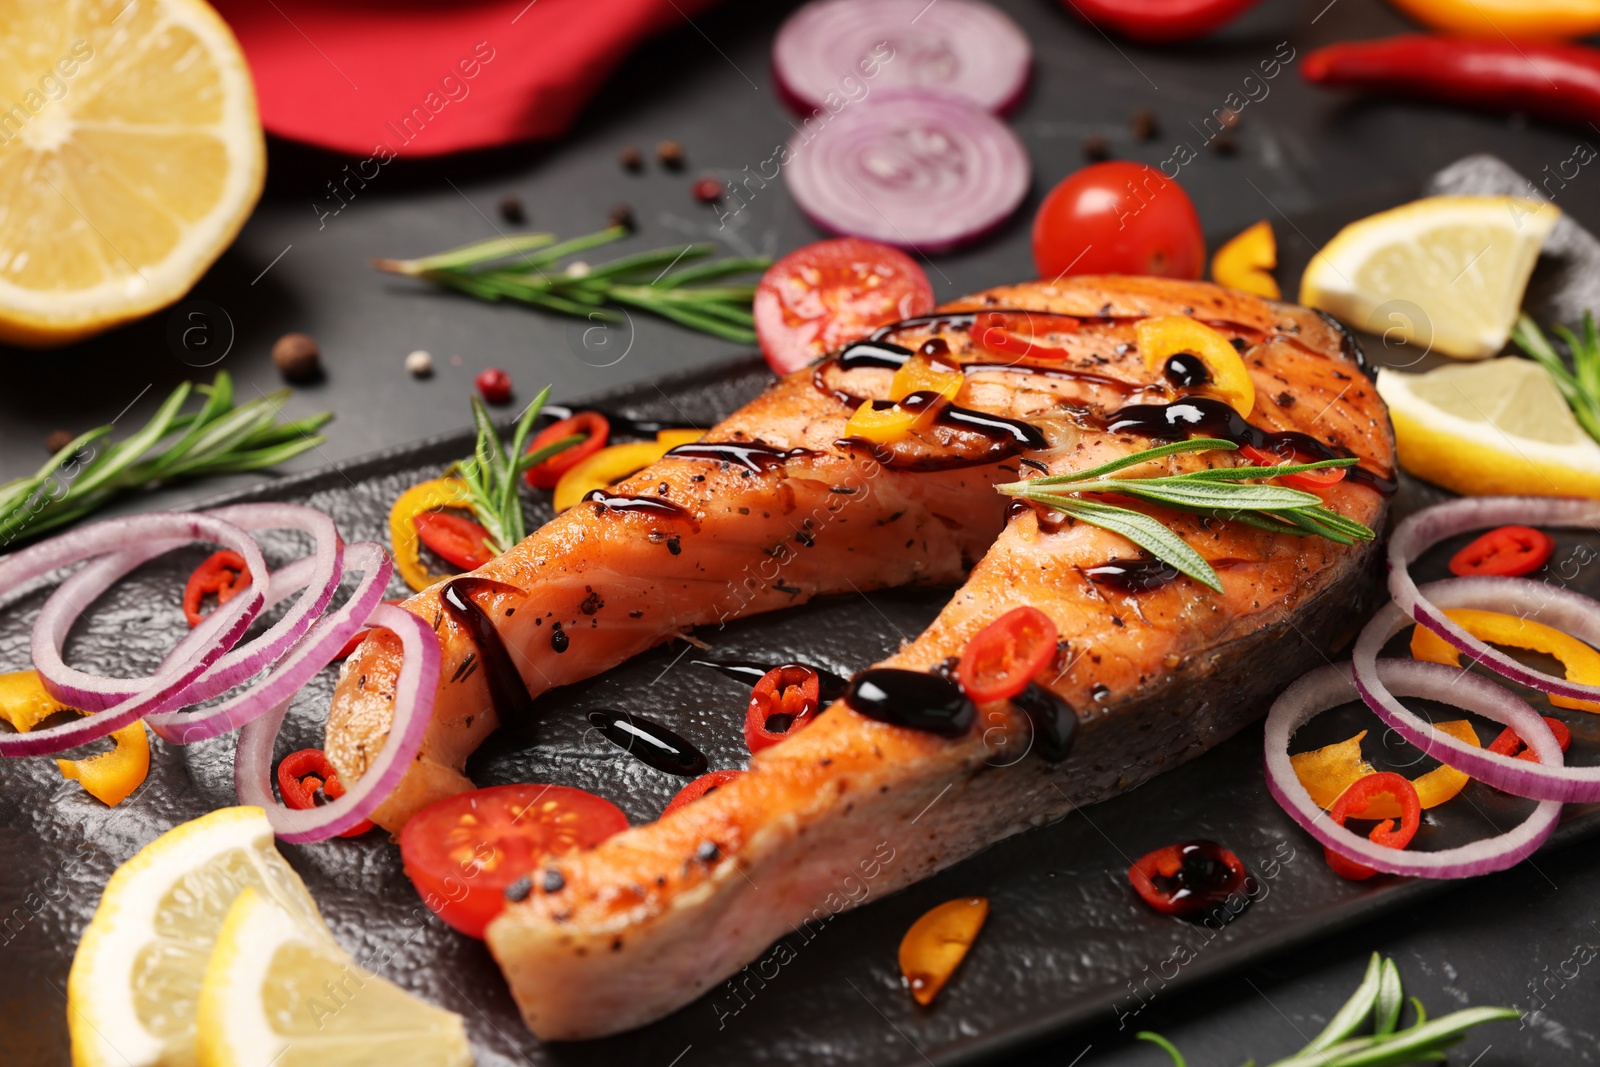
[[552, 429, 703, 512], [0, 670, 150, 807], [1136, 315, 1256, 418], [842, 351, 964, 447], [389, 477, 476, 593], [1211, 220, 1280, 300], [1411, 607, 1600, 713], [890, 350, 963, 403], [1387, 0, 1600, 38], [1290, 720, 1480, 817]]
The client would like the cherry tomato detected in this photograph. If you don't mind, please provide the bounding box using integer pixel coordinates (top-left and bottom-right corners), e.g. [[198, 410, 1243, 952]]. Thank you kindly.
[[1324, 772, 1421, 881], [1032, 162, 1205, 281], [412, 511, 495, 571], [1127, 840, 1250, 918], [1239, 443, 1348, 492], [400, 783, 628, 939], [1448, 525, 1555, 578], [662, 769, 745, 818], [182, 550, 250, 628], [524, 412, 610, 489], [276, 749, 372, 838], [476, 368, 513, 405], [746, 665, 822, 753], [956, 606, 1059, 704], [754, 237, 935, 375]]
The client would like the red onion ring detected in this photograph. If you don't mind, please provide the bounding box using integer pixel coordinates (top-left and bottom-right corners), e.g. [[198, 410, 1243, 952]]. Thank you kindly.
[[1352, 592, 1600, 802], [1266, 660, 1563, 877], [773, 0, 1032, 115], [785, 89, 1031, 253], [235, 597, 439, 842], [1389, 496, 1600, 704], [145, 542, 391, 744], [30, 503, 343, 711], [0, 513, 267, 756]]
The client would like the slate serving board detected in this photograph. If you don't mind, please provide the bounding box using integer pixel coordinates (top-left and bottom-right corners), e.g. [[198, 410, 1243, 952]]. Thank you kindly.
[[3, 348, 1600, 1067]]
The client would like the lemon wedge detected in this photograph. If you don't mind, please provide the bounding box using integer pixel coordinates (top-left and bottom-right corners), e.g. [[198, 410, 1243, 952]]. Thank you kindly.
[[0, 0, 264, 347], [1377, 359, 1600, 497], [67, 807, 324, 1067], [197, 887, 473, 1067], [1301, 196, 1558, 360]]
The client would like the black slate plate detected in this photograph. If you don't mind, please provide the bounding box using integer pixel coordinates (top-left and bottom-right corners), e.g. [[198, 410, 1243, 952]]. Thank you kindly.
[[4, 352, 1600, 1067]]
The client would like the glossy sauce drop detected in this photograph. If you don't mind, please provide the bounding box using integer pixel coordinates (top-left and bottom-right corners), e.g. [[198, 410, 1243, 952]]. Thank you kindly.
[[584, 490, 695, 520], [664, 441, 817, 472], [898, 897, 989, 1006], [1163, 352, 1211, 388], [440, 578, 538, 729], [692, 658, 850, 702], [1127, 840, 1251, 920], [844, 668, 976, 738], [1084, 558, 1181, 594], [587, 709, 708, 777], [1011, 683, 1078, 762]]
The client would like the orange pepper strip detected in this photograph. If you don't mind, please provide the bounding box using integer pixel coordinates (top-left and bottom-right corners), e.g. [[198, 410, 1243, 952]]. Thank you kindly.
[[1210, 220, 1280, 299], [1411, 607, 1600, 714], [1290, 720, 1480, 817], [0, 670, 149, 806], [846, 351, 964, 446]]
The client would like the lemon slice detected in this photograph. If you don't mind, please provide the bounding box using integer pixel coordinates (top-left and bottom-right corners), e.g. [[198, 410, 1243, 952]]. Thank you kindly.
[[67, 807, 324, 1067], [1301, 196, 1558, 360], [197, 887, 473, 1067], [1377, 359, 1600, 497], [0, 0, 264, 347]]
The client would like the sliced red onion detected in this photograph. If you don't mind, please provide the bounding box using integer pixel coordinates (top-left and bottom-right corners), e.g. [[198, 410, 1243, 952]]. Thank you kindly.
[[785, 89, 1031, 253], [1266, 659, 1563, 877], [30, 503, 343, 712], [0, 513, 267, 756], [773, 0, 1032, 115], [1353, 594, 1600, 802], [235, 599, 439, 842], [1389, 496, 1600, 704], [145, 543, 391, 744]]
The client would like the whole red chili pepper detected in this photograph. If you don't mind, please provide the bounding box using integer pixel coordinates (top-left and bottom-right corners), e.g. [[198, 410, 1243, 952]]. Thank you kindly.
[[1303, 36, 1600, 131], [1062, 0, 1266, 44]]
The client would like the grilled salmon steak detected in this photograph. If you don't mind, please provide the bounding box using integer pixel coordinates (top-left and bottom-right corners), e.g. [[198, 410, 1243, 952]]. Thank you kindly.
[[325, 277, 1394, 1038]]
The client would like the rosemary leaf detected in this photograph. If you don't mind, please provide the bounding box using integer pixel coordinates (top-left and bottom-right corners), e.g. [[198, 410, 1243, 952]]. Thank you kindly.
[[1304, 953, 1384, 1054], [1044, 497, 1223, 592]]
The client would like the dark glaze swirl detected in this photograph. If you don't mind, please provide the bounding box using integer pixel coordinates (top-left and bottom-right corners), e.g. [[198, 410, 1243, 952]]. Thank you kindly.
[[441, 578, 538, 729]]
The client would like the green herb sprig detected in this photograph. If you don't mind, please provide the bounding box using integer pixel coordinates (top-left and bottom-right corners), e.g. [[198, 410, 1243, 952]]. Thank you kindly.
[[451, 387, 582, 555], [995, 439, 1374, 593], [0, 372, 331, 547], [1512, 311, 1600, 446], [373, 227, 770, 345], [1138, 953, 1517, 1067]]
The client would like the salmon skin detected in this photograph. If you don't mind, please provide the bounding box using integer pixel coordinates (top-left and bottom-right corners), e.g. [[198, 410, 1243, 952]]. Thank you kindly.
[[324, 277, 1394, 1038]]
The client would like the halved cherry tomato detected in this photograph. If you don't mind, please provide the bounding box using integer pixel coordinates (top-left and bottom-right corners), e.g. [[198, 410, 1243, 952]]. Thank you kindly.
[[1487, 716, 1572, 763], [1240, 444, 1347, 491], [1032, 162, 1205, 280], [754, 237, 935, 375], [276, 749, 373, 838], [1324, 772, 1421, 881], [662, 769, 745, 817], [412, 511, 494, 571], [182, 550, 250, 627], [1448, 525, 1555, 578], [746, 665, 823, 753], [400, 783, 629, 939], [956, 606, 1059, 704], [525, 412, 610, 490], [1128, 840, 1250, 918]]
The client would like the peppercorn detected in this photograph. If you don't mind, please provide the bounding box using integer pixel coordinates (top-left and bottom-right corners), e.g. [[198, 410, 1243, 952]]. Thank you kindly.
[[1130, 107, 1159, 141], [1082, 134, 1112, 162], [619, 145, 643, 172], [656, 139, 685, 169], [1211, 133, 1239, 156], [45, 429, 74, 454], [608, 203, 635, 232], [476, 368, 513, 405], [405, 350, 434, 378], [499, 194, 526, 224], [271, 333, 321, 382], [692, 177, 723, 203], [1219, 107, 1241, 131]]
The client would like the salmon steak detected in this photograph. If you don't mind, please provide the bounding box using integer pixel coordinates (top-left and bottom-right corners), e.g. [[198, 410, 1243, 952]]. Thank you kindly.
[[325, 276, 1395, 1039]]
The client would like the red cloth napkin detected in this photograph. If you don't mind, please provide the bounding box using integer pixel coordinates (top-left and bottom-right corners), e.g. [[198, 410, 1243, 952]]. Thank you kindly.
[[211, 0, 722, 158]]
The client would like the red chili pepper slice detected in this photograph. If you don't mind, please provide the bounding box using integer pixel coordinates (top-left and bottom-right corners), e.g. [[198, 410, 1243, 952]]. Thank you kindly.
[[276, 748, 373, 837], [1127, 839, 1250, 918], [1486, 716, 1572, 762], [973, 311, 1081, 362], [956, 606, 1059, 704], [1240, 443, 1348, 491], [1448, 525, 1555, 578], [412, 511, 495, 571], [1324, 772, 1421, 881], [745, 665, 822, 753], [182, 550, 251, 628], [524, 412, 610, 490], [662, 769, 745, 818]]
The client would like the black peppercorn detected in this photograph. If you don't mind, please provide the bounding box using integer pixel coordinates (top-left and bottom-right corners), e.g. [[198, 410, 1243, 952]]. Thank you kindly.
[[505, 875, 533, 902], [498, 194, 526, 224], [619, 145, 643, 172], [1082, 134, 1111, 162], [608, 203, 635, 232]]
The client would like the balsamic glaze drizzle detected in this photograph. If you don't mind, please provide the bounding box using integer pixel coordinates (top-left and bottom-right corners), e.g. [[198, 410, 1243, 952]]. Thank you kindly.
[[586, 709, 708, 777], [664, 441, 817, 472], [1084, 558, 1182, 594], [844, 668, 975, 738], [692, 659, 850, 702], [440, 578, 539, 729], [1012, 682, 1079, 762], [584, 490, 695, 519]]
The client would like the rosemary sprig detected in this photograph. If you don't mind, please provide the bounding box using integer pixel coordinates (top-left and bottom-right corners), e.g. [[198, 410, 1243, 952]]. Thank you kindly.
[[0, 373, 331, 548], [995, 438, 1373, 593], [373, 226, 770, 345], [1138, 953, 1517, 1067], [1512, 311, 1600, 446], [450, 387, 582, 555]]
